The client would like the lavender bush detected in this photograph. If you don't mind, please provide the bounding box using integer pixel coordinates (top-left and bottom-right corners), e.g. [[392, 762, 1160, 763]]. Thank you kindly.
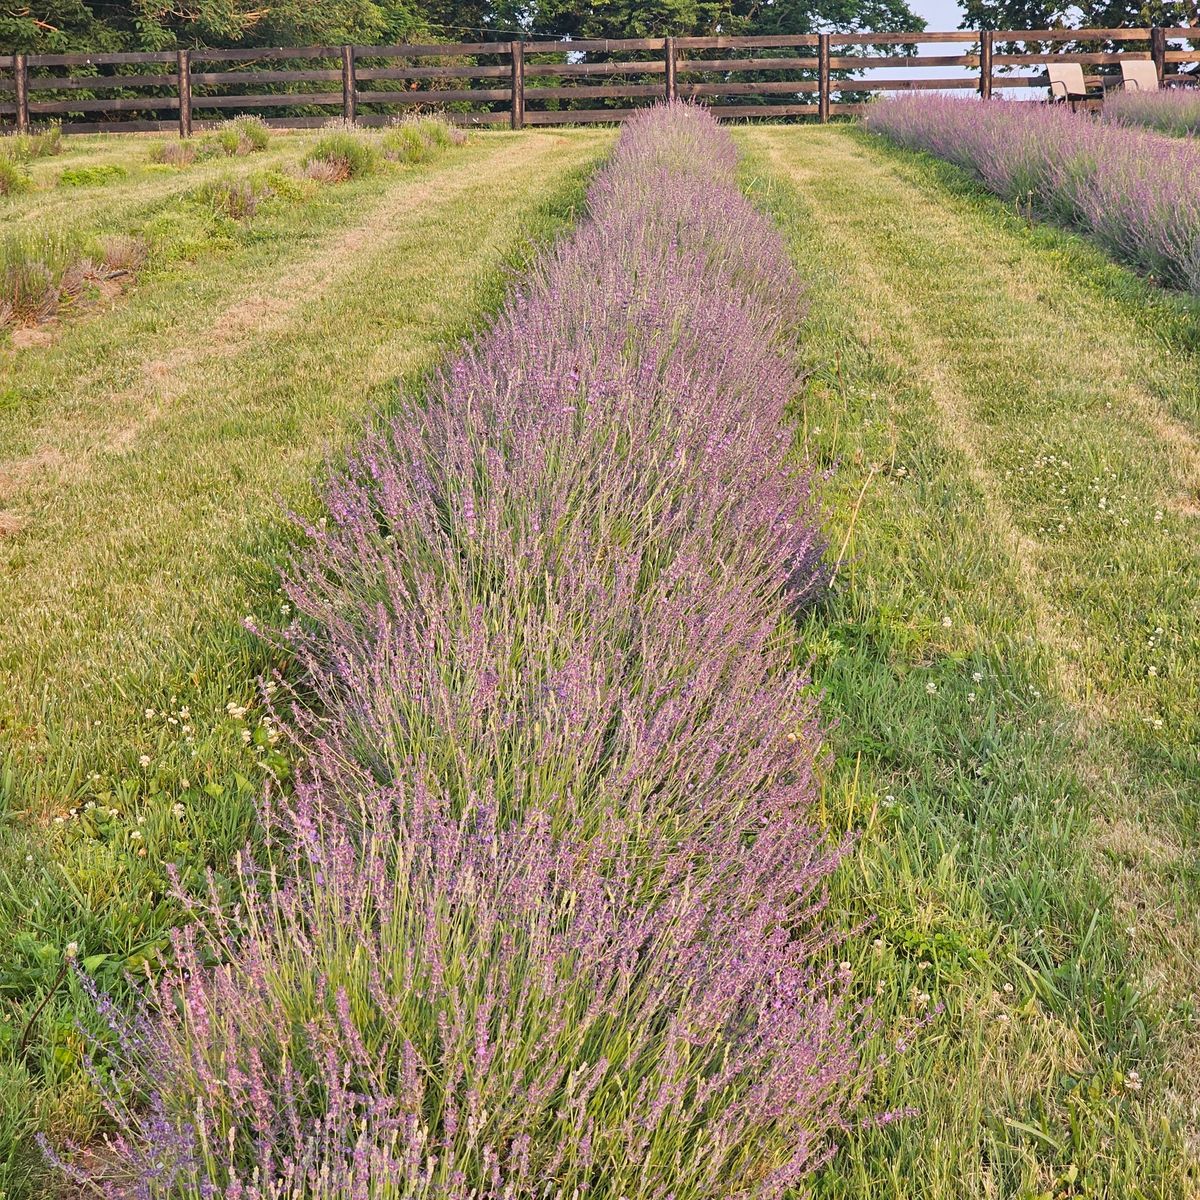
[[1104, 86, 1200, 138], [54, 103, 878, 1199], [864, 94, 1200, 292]]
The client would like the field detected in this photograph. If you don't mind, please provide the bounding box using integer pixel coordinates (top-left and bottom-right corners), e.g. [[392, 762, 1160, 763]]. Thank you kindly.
[[1, 105, 1197, 1200]]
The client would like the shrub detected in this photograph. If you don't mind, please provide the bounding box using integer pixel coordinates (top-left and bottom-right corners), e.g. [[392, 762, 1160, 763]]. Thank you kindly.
[[201, 115, 272, 158], [230, 114, 272, 152], [55, 104, 879, 1200], [148, 139, 198, 167], [192, 175, 272, 220], [865, 94, 1200, 293], [0, 230, 90, 327], [381, 114, 467, 163], [304, 130, 378, 179], [58, 164, 127, 188], [0, 156, 30, 197], [0, 122, 62, 163], [100, 233, 148, 275], [1104, 87, 1200, 138], [299, 156, 345, 184]]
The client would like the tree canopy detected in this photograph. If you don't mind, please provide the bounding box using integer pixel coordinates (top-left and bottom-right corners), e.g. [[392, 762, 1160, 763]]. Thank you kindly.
[[958, 0, 1198, 33], [0, 0, 924, 54]]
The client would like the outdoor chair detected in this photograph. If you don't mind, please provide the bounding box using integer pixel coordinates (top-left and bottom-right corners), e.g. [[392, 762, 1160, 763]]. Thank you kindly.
[[1047, 63, 1101, 110], [1120, 61, 1161, 92], [1120, 58, 1197, 90]]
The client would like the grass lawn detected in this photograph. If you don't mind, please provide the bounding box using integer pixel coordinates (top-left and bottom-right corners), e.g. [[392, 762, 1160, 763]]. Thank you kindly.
[[738, 124, 1198, 1199], [0, 123, 612, 1198], [3, 114, 1197, 1200]]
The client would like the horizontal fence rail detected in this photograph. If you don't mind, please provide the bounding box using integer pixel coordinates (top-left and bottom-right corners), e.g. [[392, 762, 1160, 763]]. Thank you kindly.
[[1, 28, 1197, 132]]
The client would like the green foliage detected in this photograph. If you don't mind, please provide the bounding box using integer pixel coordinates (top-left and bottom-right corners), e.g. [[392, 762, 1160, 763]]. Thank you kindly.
[[0, 229, 89, 326], [230, 114, 272, 152], [380, 114, 465, 162], [58, 164, 128, 188], [191, 174, 274, 220], [305, 131, 379, 179], [0, 0, 924, 55], [0, 157, 30, 197], [0, 124, 62, 163], [960, 0, 1197, 43], [148, 139, 198, 167]]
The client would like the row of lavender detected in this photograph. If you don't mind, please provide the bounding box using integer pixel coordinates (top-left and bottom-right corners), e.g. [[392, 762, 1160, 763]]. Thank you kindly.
[[55, 104, 875, 1197], [864, 95, 1200, 294], [1106, 88, 1200, 138]]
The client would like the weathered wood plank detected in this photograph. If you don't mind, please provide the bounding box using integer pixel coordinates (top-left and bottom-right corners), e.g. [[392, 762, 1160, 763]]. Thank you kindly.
[[30, 95, 180, 113], [677, 56, 818, 72], [355, 87, 510, 103], [189, 68, 343, 85], [525, 60, 666, 77], [356, 64, 511, 80], [525, 83, 664, 100], [190, 92, 342, 108], [679, 80, 819, 96], [26, 72, 176, 90]]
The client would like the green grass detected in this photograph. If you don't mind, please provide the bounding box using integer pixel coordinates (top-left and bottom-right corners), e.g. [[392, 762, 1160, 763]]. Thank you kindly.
[[738, 124, 1198, 1200], [0, 124, 611, 1199], [5, 115, 1197, 1200]]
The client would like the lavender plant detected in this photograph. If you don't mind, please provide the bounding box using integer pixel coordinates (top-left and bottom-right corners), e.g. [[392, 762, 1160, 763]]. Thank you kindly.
[[865, 94, 1200, 293], [1105, 87, 1200, 138], [52, 103, 878, 1199]]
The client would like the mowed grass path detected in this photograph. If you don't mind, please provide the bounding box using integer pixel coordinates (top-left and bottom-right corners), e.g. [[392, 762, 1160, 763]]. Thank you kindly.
[[740, 126, 1198, 1199], [0, 126, 609, 1196]]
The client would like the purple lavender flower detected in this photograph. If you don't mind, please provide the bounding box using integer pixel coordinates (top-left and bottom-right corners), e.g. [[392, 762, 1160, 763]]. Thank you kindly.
[[865, 94, 1200, 292], [57, 102, 874, 1200]]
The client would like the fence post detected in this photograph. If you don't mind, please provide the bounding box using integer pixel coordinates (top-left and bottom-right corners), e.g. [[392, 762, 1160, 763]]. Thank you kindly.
[[510, 39, 524, 130], [1151, 26, 1166, 85], [176, 49, 192, 137], [818, 33, 830, 123], [14, 52, 29, 132], [979, 29, 993, 98], [341, 45, 356, 123], [664, 36, 677, 101]]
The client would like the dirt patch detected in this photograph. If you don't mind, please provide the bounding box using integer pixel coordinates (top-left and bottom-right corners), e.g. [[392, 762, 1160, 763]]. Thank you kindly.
[[11, 324, 57, 350], [0, 447, 66, 502], [0, 510, 25, 536]]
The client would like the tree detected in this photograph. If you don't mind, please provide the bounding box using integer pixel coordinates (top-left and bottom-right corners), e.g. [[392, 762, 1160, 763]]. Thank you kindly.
[[1, 0, 924, 53], [959, 0, 1199, 33]]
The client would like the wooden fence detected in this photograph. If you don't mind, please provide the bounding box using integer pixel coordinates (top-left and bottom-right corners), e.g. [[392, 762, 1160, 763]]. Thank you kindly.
[[1, 27, 1197, 134]]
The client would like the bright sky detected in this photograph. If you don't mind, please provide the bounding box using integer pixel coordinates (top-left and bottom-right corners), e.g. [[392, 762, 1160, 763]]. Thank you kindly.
[[911, 0, 967, 33]]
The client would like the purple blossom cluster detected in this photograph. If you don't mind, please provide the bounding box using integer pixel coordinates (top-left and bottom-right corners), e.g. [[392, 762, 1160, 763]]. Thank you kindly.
[[865, 94, 1200, 292], [1104, 87, 1200, 138], [54, 103, 877, 1199]]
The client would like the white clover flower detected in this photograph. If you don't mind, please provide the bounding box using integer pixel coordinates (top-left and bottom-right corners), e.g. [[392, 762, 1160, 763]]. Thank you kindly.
[[144, 708, 156, 719], [173, 803, 186, 819], [138, 754, 151, 768], [972, 671, 983, 683], [967, 691, 977, 703], [65, 942, 79, 960], [941, 616, 952, 628], [925, 681, 937, 695], [129, 830, 142, 841], [1148, 666, 1158, 677]]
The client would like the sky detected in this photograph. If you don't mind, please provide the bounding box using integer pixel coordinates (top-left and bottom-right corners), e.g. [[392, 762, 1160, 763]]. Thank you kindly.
[[911, 0, 968, 32]]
